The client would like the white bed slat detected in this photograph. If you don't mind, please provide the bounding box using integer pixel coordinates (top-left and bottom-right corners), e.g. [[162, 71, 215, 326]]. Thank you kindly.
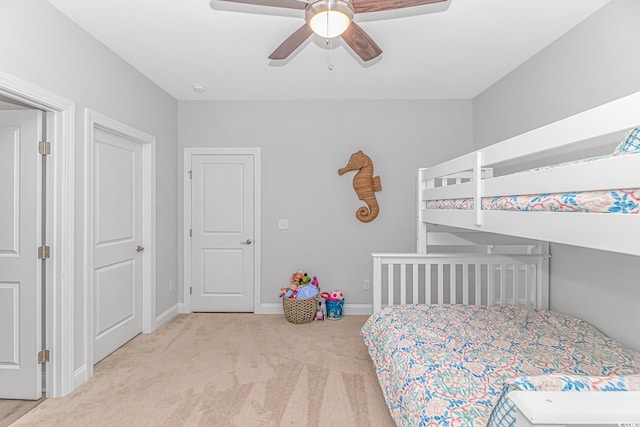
[[500, 265, 506, 306], [449, 264, 456, 304], [488, 265, 495, 306], [400, 264, 406, 306], [462, 265, 469, 305], [525, 265, 531, 308], [512, 265, 518, 305], [425, 263, 431, 305], [437, 264, 444, 304], [462, 266, 469, 305], [387, 264, 394, 307], [412, 264, 418, 305], [474, 152, 482, 226], [475, 263, 481, 305]]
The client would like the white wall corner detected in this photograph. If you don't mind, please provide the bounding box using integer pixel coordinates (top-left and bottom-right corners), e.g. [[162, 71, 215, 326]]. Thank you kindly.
[[154, 304, 179, 329], [73, 366, 88, 389]]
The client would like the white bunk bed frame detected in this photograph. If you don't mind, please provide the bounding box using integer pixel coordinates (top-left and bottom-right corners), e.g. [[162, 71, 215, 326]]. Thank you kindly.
[[370, 91, 640, 426], [419, 91, 640, 256]]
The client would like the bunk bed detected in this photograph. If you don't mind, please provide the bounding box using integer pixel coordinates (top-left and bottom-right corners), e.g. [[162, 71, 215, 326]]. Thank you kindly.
[[363, 92, 640, 426], [418, 92, 640, 256]]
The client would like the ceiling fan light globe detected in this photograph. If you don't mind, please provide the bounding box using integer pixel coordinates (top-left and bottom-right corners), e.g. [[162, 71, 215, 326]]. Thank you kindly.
[[309, 10, 350, 38], [306, 0, 354, 38]]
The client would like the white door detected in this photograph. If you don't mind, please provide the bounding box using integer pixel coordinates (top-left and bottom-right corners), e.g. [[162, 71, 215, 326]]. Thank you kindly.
[[190, 154, 254, 312], [0, 110, 42, 399], [92, 128, 143, 363]]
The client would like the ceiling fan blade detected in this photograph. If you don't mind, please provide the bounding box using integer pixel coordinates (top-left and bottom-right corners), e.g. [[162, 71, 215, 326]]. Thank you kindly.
[[211, 0, 306, 11], [268, 24, 314, 60], [352, 0, 446, 14], [340, 23, 382, 62]]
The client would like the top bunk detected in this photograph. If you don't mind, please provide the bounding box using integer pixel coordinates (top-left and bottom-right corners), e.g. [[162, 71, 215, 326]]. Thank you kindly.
[[418, 91, 640, 256]]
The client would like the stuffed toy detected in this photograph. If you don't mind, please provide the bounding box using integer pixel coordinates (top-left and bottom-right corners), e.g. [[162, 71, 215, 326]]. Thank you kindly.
[[330, 290, 344, 301], [321, 290, 344, 302]]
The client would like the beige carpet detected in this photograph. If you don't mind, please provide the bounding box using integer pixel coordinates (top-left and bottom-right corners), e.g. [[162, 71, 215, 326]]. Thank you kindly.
[[0, 397, 44, 427], [12, 314, 395, 427]]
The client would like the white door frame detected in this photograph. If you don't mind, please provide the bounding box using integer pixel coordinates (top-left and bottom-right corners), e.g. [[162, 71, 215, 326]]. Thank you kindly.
[[183, 147, 261, 313], [83, 109, 156, 381], [0, 71, 75, 398]]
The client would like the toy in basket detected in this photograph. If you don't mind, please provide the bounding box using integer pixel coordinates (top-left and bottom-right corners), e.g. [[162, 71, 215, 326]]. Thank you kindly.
[[280, 271, 320, 324]]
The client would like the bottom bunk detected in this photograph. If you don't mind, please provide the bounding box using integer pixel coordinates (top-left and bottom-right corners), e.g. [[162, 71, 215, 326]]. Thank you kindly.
[[365, 242, 640, 426], [361, 304, 640, 426]]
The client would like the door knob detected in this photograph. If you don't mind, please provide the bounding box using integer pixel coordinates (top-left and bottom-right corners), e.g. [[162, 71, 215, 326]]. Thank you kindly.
[[136, 245, 145, 252], [241, 239, 253, 245]]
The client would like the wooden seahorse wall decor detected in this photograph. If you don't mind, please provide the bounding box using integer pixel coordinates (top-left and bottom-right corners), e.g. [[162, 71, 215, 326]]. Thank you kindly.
[[338, 150, 382, 223]]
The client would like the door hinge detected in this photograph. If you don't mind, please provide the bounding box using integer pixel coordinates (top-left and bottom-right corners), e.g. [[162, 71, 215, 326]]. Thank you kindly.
[[189, 229, 192, 238], [37, 246, 51, 260], [188, 170, 192, 180], [190, 287, 192, 295], [38, 141, 51, 156], [38, 349, 50, 364]]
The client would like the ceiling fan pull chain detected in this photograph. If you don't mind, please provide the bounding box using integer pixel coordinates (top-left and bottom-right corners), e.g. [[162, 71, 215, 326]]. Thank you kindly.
[[326, 8, 334, 70], [327, 37, 334, 71]]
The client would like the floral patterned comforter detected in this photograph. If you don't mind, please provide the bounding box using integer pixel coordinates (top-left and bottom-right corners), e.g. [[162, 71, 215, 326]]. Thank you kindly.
[[425, 189, 640, 214], [361, 304, 640, 426], [425, 152, 640, 214]]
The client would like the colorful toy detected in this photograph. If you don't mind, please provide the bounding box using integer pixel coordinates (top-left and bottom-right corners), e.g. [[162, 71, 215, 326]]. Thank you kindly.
[[322, 290, 344, 302], [280, 283, 300, 299], [315, 298, 326, 321], [296, 284, 319, 299], [280, 271, 318, 299]]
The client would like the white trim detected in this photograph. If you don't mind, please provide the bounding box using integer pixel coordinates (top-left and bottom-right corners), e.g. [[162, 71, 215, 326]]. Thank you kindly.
[[154, 304, 179, 329], [73, 366, 88, 389], [178, 302, 189, 314], [261, 303, 373, 316], [260, 303, 283, 314], [182, 147, 262, 313], [0, 71, 75, 398], [83, 109, 157, 381]]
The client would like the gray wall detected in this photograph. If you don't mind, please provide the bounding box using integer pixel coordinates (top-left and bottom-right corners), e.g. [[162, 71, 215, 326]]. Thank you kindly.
[[0, 0, 179, 370], [473, 0, 640, 351], [178, 100, 473, 307]]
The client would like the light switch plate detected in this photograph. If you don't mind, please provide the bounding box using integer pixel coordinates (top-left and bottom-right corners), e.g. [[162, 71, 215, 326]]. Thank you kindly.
[[278, 219, 289, 230]]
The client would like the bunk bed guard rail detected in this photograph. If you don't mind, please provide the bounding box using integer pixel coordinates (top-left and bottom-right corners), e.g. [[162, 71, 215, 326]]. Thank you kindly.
[[371, 252, 550, 313]]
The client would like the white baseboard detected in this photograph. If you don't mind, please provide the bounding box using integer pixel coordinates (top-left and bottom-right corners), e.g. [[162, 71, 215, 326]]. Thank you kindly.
[[260, 303, 283, 314], [73, 365, 88, 389], [344, 304, 374, 315], [260, 302, 373, 315], [154, 303, 179, 329], [178, 302, 189, 314]]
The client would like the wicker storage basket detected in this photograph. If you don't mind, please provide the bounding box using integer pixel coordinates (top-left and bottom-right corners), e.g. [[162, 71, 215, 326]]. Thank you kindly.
[[282, 295, 319, 324]]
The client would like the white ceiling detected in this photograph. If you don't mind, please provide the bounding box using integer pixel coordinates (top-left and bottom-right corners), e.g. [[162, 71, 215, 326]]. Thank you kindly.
[[47, 0, 612, 101]]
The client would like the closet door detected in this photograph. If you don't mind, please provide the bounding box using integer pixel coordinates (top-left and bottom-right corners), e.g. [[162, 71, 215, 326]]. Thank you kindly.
[[0, 110, 42, 399], [92, 127, 143, 363], [189, 153, 255, 312]]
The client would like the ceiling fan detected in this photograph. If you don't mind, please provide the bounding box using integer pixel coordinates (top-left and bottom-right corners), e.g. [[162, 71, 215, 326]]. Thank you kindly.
[[210, 0, 449, 62]]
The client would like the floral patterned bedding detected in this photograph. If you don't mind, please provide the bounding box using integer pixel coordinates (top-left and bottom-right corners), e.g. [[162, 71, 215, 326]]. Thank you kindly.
[[425, 151, 640, 214], [425, 189, 640, 214], [361, 304, 640, 427]]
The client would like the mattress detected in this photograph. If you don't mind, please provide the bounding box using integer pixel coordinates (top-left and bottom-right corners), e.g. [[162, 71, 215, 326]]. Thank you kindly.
[[426, 152, 640, 214], [425, 188, 640, 214], [361, 304, 640, 426]]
